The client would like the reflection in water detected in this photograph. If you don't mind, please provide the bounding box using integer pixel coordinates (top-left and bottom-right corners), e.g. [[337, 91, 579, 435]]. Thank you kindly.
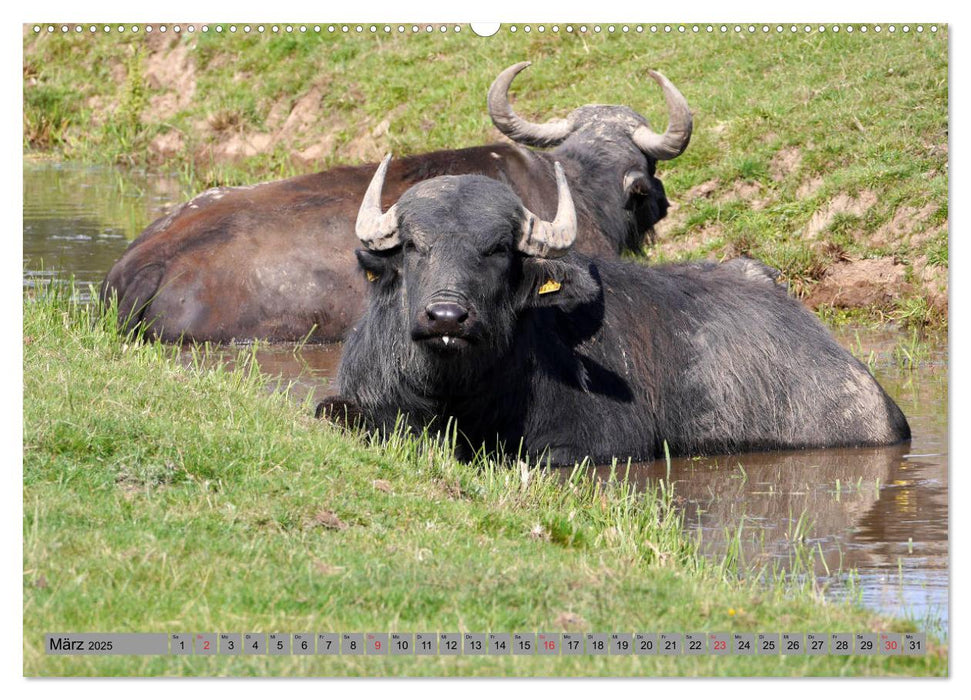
[[23, 161, 949, 638], [23, 160, 183, 300], [581, 440, 947, 638]]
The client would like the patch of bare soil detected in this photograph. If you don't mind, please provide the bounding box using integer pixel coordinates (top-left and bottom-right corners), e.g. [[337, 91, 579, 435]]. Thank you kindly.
[[140, 42, 342, 167], [263, 96, 292, 132], [170, 68, 399, 168], [717, 179, 769, 210], [805, 190, 878, 238], [109, 61, 126, 85], [910, 254, 949, 315], [871, 203, 938, 247], [292, 135, 340, 167], [653, 178, 720, 240], [770, 146, 802, 182], [144, 37, 197, 161], [708, 121, 730, 138], [687, 179, 721, 199], [208, 132, 276, 161], [143, 38, 196, 120], [276, 87, 324, 142], [652, 222, 724, 259], [805, 257, 908, 310], [654, 177, 767, 243], [150, 130, 184, 160], [796, 176, 824, 199], [84, 95, 112, 128]]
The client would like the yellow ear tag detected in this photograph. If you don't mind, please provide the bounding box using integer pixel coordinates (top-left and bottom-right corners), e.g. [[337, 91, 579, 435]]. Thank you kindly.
[[538, 278, 562, 295], [365, 270, 379, 283]]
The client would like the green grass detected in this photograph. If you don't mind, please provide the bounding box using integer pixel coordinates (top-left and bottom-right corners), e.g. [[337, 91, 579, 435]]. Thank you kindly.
[[22, 284, 947, 676]]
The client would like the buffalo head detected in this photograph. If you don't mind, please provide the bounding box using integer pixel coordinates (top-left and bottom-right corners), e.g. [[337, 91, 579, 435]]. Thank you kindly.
[[353, 155, 598, 378], [488, 62, 693, 248]]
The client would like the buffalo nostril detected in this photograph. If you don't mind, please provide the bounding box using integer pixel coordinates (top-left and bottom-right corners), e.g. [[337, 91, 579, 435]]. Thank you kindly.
[[425, 302, 469, 333]]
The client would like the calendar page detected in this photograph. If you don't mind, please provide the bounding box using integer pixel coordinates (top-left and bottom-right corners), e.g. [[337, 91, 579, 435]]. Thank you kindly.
[[21, 10, 949, 681]]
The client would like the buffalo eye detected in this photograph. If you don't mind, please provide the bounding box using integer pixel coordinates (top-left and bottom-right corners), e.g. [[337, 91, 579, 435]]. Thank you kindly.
[[355, 248, 397, 281], [485, 242, 511, 256], [402, 239, 424, 256]]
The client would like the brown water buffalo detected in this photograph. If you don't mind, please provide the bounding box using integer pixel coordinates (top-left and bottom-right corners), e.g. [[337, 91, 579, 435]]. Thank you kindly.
[[101, 63, 692, 343]]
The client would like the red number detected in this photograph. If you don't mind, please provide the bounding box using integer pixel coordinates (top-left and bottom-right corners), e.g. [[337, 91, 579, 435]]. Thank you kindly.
[[885, 640, 898, 651], [544, 641, 556, 650], [714, 640, 727, 650], [203, 641, 210, 650], [375, 641, 382, 650]]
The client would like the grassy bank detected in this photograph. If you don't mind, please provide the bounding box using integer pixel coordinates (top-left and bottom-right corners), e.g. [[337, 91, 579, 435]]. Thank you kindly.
[[22, 23, 948, 328], [22, 285, 947, 676]]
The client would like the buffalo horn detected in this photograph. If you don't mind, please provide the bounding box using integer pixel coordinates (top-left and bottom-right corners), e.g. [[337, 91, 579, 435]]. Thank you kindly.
[[517, 162, 577, 258], [631, 70, 693, 161], [488, 62, 575, 148], [355, 153, 401, 250]]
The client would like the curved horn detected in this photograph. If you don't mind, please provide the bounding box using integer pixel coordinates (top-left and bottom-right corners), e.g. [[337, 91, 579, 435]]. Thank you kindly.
[[517, 162, 577, 258], [631, 70, 693, 161], [488, 61, 575, 148], [355, 153, 401, 250]]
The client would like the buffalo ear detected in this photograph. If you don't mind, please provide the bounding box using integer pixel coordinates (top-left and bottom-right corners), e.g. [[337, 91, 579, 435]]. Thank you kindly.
[[355, 248, 399, 285], [519, 257, 600, 310], [624, 169, 669, 235], [624, 172, 655, 201]]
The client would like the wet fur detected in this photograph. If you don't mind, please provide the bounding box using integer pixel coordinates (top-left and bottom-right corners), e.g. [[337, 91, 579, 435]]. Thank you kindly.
[[328, 177, 911, 465]]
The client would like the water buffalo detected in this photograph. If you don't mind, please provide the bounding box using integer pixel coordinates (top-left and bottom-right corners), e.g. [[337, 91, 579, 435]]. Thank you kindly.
[[100, 62, 692, 343], [319, 157, 911, 465]]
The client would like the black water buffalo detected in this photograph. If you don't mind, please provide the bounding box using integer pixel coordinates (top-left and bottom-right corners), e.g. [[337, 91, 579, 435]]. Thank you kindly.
[[100, 62, 692, 343], [319, 158, 911, 465]]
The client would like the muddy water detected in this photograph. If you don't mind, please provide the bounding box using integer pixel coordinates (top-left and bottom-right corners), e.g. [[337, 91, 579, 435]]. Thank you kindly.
[[23, 161, 949, 638], [583, 331, 948, 638], [23, 160, 185, 300]]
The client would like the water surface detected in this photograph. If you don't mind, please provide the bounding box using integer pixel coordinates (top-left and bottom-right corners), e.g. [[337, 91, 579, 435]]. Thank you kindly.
[[23, 159, 184, 299]]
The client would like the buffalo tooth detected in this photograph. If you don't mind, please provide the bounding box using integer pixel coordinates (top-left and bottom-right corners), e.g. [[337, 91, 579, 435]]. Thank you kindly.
[[442, 336, 451, 346]]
